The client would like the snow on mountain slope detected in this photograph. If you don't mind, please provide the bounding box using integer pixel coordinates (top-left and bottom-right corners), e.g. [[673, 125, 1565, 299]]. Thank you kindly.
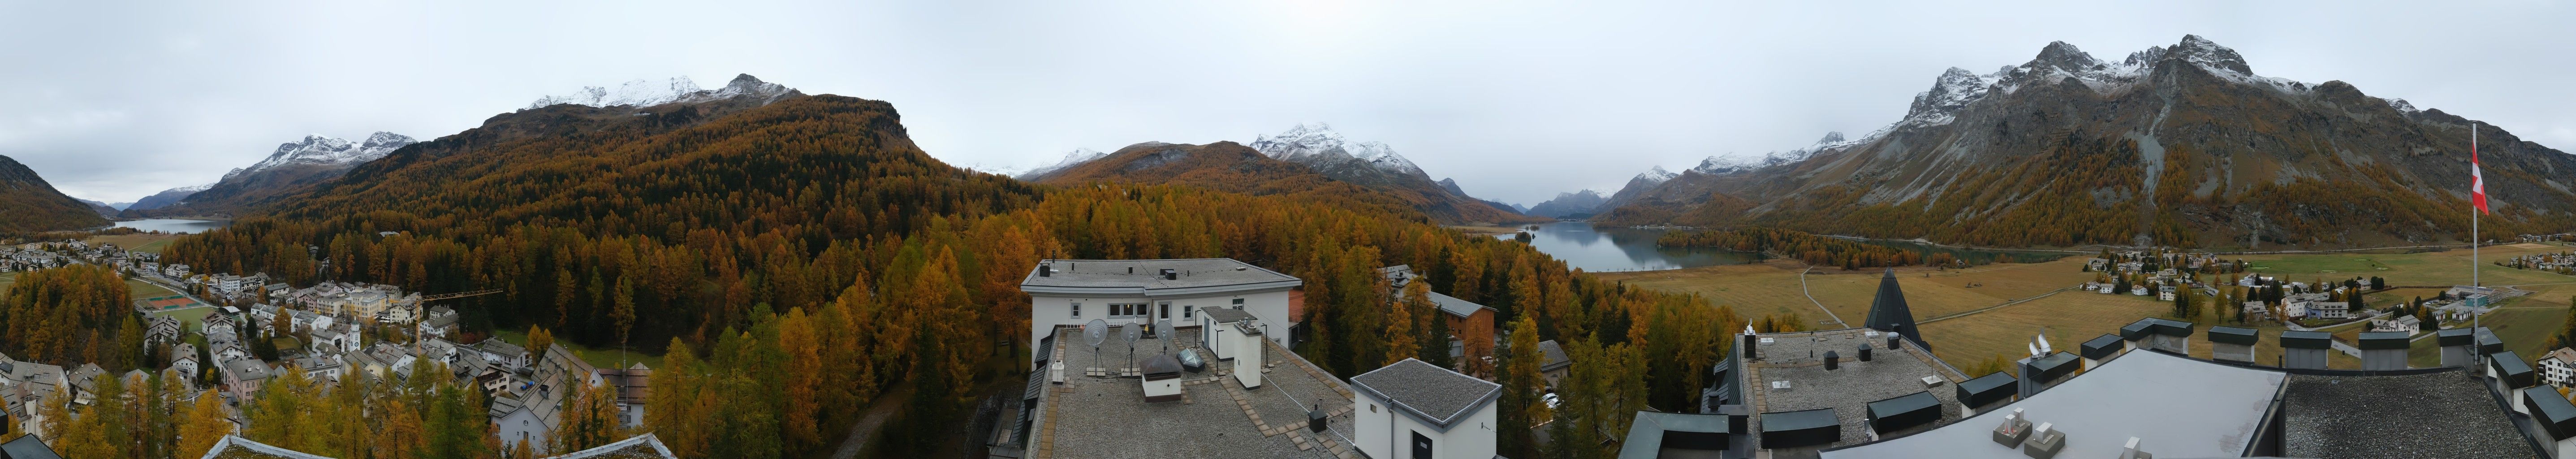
[[529, 74, 800, 110], [226, 132, 416, 180], [1247, 123, 1425, 176], [1014, 147, 1109, 180]]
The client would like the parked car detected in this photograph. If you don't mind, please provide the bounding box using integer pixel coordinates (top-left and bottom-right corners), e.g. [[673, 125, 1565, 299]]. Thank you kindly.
[[1541, 393, 1562, 409]]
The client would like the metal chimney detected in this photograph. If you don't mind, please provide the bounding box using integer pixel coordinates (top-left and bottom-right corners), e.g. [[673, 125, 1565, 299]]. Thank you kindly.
[[1857, 344, 1873, 362], [1824, 351, 1840, 371]]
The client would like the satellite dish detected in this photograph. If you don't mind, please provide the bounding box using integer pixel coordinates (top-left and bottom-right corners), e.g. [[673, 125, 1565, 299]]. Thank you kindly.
[[1157, 320, 1175, 351], [1084, 319, 1109, 347], [1123, 324, 1141, 343]]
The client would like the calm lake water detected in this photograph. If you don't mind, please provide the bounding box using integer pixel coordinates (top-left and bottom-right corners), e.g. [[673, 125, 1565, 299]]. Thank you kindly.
[[1501, 222, 1764, 272], [1503, 222, 2071, 272], [114, 219, 230, 234]]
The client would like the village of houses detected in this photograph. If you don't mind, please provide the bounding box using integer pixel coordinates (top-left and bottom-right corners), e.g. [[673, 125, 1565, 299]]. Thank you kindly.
[[0, 240, 650, 458]]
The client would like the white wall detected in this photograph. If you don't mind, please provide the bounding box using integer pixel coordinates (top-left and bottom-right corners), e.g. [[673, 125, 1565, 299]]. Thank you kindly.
[[496, 409, 550, 455], [1354, 392, 1499, 459], [1028, 289, 1291, 359]]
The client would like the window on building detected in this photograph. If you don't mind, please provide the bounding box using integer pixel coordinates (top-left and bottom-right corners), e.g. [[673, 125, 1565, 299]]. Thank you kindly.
[[1160, 302, 1171, 319], [1183, 305, 1194, 318], [1110, 303, 1149, 319], [1232, 298, 1245, 309], [1071, 303, 1081, 318]]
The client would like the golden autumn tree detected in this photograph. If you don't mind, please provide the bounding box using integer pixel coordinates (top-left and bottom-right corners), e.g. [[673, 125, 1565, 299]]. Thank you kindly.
[[177, 390, 232, 458]]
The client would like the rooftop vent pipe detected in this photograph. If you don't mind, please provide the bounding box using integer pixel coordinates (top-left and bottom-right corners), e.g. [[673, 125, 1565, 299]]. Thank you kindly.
[[1858, 344, 1873, 362], [1824, 351, 1840, 371]]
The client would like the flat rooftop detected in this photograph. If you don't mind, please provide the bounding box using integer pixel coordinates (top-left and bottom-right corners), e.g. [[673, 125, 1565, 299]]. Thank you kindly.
[[1019, 258, 1301, 293], [1739, 328, 1969, 452], [2283, 372, 2537, 459], [1819, 350, 2287, 459], [1019, 324, 1361, 459]]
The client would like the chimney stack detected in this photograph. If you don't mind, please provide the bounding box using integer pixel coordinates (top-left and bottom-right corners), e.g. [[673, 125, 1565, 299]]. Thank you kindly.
[[2078, 334, 2123, 370], [2437, 328, 2476, 367], [2491, 350, 2537, 413], [2207, 326, 2258, 364], [2357, 331, 2411, 370], [2278, 330, 2332, 369]]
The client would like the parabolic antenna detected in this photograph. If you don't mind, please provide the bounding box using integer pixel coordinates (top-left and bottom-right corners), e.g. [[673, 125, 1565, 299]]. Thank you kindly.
[[1156, 319, 1174, 340], [1085, 319, 1109, 347], [1123, 323, 1141, 343]]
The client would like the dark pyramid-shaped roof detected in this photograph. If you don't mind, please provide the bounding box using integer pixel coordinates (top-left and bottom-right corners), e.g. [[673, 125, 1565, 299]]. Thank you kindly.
[[1864, 268, 1924, 348]]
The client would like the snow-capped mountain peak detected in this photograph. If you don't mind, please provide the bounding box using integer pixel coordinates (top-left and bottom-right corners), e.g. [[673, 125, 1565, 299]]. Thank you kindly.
[[2387, 98, 2421, 114], [170, 182, 214, 193], [1013, 147, 1111, 179], [2170, 34, 2252, 75], [226, 132, 416, 180], [1635, 166, 1678, 185], [1248, 123, 1424, 176], [528, 74, 800, 110]]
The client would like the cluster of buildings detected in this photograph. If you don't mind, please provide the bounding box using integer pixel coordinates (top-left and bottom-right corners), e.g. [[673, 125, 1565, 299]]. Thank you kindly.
[[2078, 251, 2226, 301], [2508, 251, 2576, 273], [0, 241, 647, 458]]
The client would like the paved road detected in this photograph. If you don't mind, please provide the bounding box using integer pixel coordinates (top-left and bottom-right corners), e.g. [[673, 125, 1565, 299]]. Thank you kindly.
[[827, 385, 915, 459], [1798, 267, 1848, 327]]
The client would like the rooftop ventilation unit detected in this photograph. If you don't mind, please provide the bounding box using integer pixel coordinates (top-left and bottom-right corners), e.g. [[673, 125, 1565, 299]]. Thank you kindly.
[[1957, 372, 2018, 415], [2437, 327, 2477, 367], [1160, 268, 1177, 280], [1037, 264, 1051, 277], [2207, 326, 2258, 364], [2078, 333, 2123, 370], [1759, 408, 1840, 448], [1856, 344, 1872, 362], [1864, 390, 1941, 434], [1823, 351, 1840, 371], [2278, 330, 2332, 369], [2357, 331, 2411, 371]]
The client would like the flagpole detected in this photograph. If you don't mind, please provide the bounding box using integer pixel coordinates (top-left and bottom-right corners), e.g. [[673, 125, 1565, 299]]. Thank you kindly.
[[2472, 122, 2478, 290]]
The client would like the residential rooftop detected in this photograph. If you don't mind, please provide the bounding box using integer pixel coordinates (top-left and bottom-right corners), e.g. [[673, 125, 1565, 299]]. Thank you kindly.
[[2282, 371, 2537, 459], [1018, 258, 1302, 293], [1009, 324, 1360, 459], [1349, 358, 1501, 429]]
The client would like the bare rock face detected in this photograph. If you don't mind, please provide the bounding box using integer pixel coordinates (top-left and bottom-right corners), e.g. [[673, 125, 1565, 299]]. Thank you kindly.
[[1595, 35, 2575, 248]]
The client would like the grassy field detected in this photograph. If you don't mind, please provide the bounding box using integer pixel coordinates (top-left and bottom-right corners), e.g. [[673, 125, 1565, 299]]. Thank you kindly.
[[1602, 243, 2576, 371], [128, 278, 181, 299], [0, 272, 14, 293], [85, 233, 185, 254], [1595, 257, 2099, 329], [496, 329, 666, 370]]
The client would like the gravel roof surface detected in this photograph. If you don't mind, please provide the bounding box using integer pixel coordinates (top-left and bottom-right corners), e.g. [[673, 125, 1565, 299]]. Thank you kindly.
[[1036, 325, 1357, 459], [1743, 328, 1966, 451], [2283, 372, 2538, 459]]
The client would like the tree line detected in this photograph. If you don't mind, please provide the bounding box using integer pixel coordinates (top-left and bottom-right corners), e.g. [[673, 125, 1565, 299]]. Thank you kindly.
[[1656, 227, 1966, 269]]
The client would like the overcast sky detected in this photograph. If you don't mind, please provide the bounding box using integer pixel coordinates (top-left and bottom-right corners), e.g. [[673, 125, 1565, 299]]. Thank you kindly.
[[4, 1, 2570, 205]]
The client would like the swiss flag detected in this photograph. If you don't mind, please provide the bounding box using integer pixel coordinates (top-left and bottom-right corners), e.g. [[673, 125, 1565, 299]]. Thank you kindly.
[[2473, 131, 2490, 215]]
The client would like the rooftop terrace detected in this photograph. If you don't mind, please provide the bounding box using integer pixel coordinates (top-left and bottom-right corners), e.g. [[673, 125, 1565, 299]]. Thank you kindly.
[[1013, 324, 1361, 459], [1737, 327, 1969, 454], [1018, 259, 1301, 293]]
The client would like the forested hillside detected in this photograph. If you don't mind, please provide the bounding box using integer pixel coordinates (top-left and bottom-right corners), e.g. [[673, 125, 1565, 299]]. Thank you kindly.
[[160, 90, 1738, 458], [0, 154, 110, 234], [1035, 140, 1546, 225]]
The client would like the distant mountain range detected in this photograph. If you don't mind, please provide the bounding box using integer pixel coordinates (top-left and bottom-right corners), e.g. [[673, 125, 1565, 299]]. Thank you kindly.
[[125, 74, 802, 218], [1023, 123, 1540, 225], [0, 154, 109, 233], [1586, 35, 2572, 249], [125, 132, 417, 217]]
